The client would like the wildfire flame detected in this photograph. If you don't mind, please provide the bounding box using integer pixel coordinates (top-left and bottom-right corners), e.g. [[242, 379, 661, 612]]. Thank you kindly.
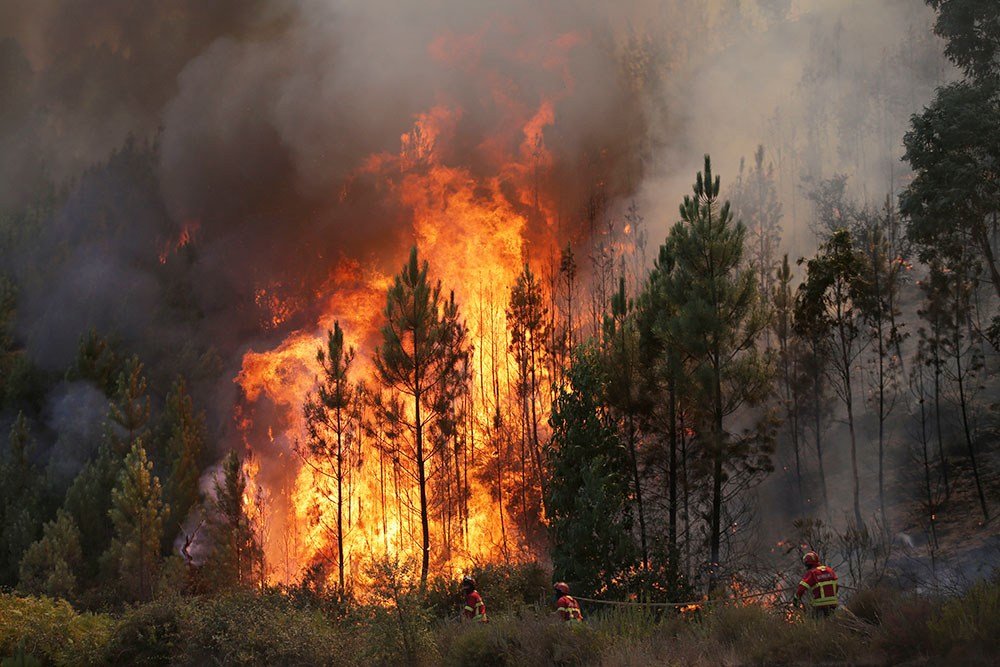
[[231, 32, 586, 590]]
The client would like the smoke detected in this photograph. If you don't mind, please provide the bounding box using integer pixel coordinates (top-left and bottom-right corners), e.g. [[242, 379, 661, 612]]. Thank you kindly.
[[639, 0, 949, 257], [0, 0, 956, 541]]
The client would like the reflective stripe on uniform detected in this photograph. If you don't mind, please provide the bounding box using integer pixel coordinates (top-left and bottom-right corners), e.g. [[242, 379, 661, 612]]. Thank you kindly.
[[807, 579, 838, 607]]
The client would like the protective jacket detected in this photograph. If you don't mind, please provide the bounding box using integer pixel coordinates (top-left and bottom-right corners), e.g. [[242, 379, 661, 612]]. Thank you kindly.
[[556, 594, 583, 622], [796, 564, 839, 609], [463, 590, 487, 622]]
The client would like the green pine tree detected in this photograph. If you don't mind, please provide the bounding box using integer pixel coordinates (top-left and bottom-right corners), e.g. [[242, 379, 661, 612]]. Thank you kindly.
[[104, 441, 168, 602], [161, 376, 206, 551], [661, 155, 772, 591], [0, 413, 44, 585], [602, 275, 649, 570], [66, 329, 121, 396], [796, 229, 868, 526], [18, 509, 83, 600], [546, 346, 636, 594], [64, 355, 153, 580], [303, 321, 357, 594], [205, 450, 261, 589], [374, 246, 469, 587]]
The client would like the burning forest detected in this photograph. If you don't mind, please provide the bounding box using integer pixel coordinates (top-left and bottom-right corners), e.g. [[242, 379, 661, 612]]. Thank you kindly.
[[1, 1, 999, 665]]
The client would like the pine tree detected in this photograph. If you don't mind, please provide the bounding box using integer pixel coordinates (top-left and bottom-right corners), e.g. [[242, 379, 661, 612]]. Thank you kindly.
[[64, 355, 153, 579], [637, 241, 685, 585], [303, 321, 357, 593], [161, 376, 206, 552], [928, 260, 989, 521], [205, 450, 262, 589], [374, 247, 469, 586], [66, 329, 121, 396], [0, 413, 44, 585], [18, 509, 83, 600], [773, 255, 804, 506], [856, 205, 906, 527], [104, 441, 168, 601], [108, 355, 152, 457], [661, 156, 772, 590], [546, 346, 636, 594], [506, 264, 550, 511], [730, 145, 784, 321], [602, 276, 649, 570], [796, 229, 868, 526]]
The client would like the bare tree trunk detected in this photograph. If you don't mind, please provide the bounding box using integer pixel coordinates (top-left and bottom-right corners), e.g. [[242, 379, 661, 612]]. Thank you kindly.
[[953, 310, 989, 522]]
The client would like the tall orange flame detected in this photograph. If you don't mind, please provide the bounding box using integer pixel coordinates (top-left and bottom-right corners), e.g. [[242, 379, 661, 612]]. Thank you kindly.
[[234, 78, 568, 588]]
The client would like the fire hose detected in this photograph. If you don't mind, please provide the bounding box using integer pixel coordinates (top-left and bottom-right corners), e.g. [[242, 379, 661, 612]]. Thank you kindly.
[[572, 584, 857, 609]]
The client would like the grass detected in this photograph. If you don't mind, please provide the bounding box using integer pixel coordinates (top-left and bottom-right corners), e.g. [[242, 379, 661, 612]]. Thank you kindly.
[[1, 578, 998, 665]]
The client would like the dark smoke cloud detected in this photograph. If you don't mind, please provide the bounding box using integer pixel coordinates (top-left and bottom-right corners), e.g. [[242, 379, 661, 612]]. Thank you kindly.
[[0, 0, 653, 465]]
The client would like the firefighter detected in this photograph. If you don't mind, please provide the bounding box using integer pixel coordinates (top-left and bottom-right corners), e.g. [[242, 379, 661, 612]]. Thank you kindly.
[[461, 575, 488, 622], [795, 551, 839, 617], [553, 582, 583, 622]]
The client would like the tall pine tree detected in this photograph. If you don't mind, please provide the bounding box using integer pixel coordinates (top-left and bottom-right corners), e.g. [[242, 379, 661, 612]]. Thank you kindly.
[[104, 441, 168, 601], [661, 155, 772, 591]]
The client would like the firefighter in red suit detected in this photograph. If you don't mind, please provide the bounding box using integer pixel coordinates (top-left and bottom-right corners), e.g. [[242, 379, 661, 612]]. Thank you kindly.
[[461, 576, 487, 622], [795, 551, 839, 617], [553, 582, 583, 622]]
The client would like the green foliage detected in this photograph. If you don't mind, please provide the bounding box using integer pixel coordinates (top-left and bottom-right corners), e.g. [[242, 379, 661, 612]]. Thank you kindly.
[[62, 445, 118, 581], [0, 414, 44, 586], [373, 246, 470, 586], [66, 329, 122, 397], [179, 592, 348, 667], [103, 442, 168, 602], [204, 450, 262, 590], [160, 376, 205, 551], [441, 613, 599, 667], [546, 346, 636, 595], [0, 594, 112, 666], [362, 556, 439, 665], [103, 598, 184, 666], [928, 577, 1000, 655], [660, 155, 772, 575], [18, 510, 83, 600], [423, 562, 549, 618], [107, 356, 152, 458], [927, 0, 1000, 83]]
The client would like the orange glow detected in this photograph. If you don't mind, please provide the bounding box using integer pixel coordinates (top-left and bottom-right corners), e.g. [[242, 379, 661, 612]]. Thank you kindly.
[[232, 38, 579, 589], [159, 220, 200, 264]]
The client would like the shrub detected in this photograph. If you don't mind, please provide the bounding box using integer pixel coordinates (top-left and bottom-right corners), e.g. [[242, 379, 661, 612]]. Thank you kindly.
[[180, 591, 347, 666], [440, 611, 599, 667], [103, 597, 187, 666], [0, 594, 113, 666], [928, 578, 1000, 661], [423, 561, 549, 619]]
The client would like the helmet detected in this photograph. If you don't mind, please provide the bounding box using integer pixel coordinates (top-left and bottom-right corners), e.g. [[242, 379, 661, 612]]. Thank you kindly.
[[803, 551, 820, 567], [461, 575, 475, 590], [553, 582, 570, 595]]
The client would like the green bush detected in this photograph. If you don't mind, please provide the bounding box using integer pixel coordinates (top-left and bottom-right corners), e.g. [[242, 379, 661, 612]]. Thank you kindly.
[[180, 591, 347, 666], [103, 597, 187, 666], [0, 594, 112, 666], [928, 578, 1000, 660], [440, 612, 599, 667], [423, 561, 549, 618]]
